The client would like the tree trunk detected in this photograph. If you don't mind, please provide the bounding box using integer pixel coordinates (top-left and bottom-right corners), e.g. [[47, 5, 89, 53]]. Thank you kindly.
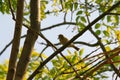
[[14, 0, 40, 80], [6, 0, 24, 80]]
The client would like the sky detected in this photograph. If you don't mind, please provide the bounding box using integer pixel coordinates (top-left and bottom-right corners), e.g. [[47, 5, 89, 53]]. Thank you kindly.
[[0, 10, 97, 61], [0, 13, 14, 62]]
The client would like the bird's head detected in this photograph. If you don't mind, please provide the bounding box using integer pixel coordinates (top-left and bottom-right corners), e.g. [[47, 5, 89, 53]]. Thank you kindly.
[[58, 34, 64, 39]]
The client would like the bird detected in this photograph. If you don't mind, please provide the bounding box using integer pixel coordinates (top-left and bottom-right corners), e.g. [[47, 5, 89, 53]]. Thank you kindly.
[[58, 34, 79, 51]]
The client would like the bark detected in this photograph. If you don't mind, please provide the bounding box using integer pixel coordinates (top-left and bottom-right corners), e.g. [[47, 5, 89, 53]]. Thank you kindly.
[[6, 0, 24, 80], [14, 0, 40, 80]]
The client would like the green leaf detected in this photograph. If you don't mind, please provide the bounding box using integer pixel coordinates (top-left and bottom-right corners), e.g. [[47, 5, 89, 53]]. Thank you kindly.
[[76, 10, 83, 15], [74, 3, 78, 10], [76, 16, 80, 23], [67, 49, 72, 55], [41, 0, 48, 4], [114, 15, 119, 25], [95, 30, 101, 35], [103, 30, 109, 37], [101, 75, 108, 79], [112, 56, 120, 66], [107, 16, 111, 22], [95, 23, 101, 29], [95, 0, 102, 4], [78, 22, 86, 31], [70, 3, 73, 11], [42, 76, 51, 80], [80, 16, 86, 23], [0, 0, 2, 3], [78, 22, 86, 27], [79, 48, 84, 56], [49, 67, 57, 77], [71, 55, 77, 62]]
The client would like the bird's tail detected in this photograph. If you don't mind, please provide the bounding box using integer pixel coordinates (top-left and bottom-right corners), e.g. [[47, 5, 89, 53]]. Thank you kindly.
[[73, 45, 79, 51]]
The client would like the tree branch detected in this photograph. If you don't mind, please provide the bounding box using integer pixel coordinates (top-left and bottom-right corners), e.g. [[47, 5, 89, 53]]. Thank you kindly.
[[8, 0, 16, 20], [6, 0, 24, 80], [38, 41, 99, 47], [14, 0, 40, 79], [41, 22, 76, 31], [0, 35, 26, 55], [82, 47, 120, 79], [107, 13, 120, 15]]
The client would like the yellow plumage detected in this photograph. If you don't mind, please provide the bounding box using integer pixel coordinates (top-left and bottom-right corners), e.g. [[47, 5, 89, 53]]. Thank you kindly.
[[58, 34, 79, 51]]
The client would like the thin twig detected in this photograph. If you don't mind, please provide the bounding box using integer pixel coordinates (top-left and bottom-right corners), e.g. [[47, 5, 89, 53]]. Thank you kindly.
[[8, 0, 15, 20], [41, 22, 76, 31], [82, 47, 120, 79], [0, 35, 26, 55], [38, 41, 99, 47], [107, 13, 120, 15]]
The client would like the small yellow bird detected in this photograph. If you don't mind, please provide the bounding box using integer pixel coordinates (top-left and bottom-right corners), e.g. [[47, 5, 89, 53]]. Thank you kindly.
[[58, 34, 79, 51]]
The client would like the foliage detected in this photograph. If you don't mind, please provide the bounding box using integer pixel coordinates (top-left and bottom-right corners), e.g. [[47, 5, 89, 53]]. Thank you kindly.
[[0, 0, 17, 14], [0, 60, 8, 80], [0, 49, 113, 80]]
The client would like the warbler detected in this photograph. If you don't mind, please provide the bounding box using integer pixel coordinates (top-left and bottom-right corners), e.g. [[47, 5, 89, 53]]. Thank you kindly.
[[58, 34, 79, 51]]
